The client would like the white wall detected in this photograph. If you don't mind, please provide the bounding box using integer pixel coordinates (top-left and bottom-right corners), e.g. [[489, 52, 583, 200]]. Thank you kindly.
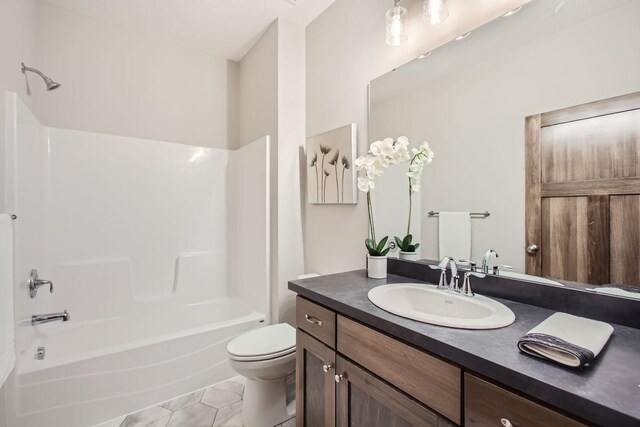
[[0, 0, 37, 213], [305, 0, 530, 275], [238, 21, 281, 323], [32, 1, 237, 149], [238, 22, 279, 149], [237, 19, 306, 325], [371, 1, 640, 271], [276, 20, 306, 325]]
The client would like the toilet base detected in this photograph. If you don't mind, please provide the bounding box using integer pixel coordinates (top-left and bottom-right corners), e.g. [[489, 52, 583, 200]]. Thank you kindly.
[[242, 374, 295, 427]]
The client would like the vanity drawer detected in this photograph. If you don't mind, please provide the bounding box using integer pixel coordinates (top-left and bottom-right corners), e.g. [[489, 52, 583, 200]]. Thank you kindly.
[[337, 315, 461, 424], [296, 297, 336, 348], [465, 374, 586, 427]]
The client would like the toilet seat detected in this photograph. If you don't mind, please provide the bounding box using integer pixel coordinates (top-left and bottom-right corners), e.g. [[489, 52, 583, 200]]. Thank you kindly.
[[227, 323, 296, 362]]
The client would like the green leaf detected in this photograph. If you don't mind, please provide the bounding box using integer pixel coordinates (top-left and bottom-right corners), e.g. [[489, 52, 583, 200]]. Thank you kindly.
[[381, 247, 390, 256], [394, 236, 402, 248], [365, 238, 374, 252], [413, 243, 420, 250], [376, 236, 389, 253], [402, 234, 412, 247]]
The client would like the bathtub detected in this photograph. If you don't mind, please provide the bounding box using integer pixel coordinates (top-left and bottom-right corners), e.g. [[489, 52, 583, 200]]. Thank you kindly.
[[11, 298, 265, 427], [5, 93, 272, 427]]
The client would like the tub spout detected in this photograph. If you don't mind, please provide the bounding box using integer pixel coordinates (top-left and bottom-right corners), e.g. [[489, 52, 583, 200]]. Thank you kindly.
[[32, 310, 70, 325]]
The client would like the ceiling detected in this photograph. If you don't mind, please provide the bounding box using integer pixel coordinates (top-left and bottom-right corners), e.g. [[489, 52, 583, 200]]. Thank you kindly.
[[38, 0, 336, 61]]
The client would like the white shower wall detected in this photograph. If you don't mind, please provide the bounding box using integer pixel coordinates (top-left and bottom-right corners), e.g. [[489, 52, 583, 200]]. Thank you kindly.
[[44, 127, 229, 301], [5, 91, 271, 360]]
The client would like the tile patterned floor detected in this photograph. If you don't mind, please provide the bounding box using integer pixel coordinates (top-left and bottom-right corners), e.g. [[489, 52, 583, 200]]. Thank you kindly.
[[103, 377, 295, 427]]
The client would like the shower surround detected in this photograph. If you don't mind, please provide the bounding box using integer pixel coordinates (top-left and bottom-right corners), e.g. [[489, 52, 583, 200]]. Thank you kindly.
[[3, 92, 271, 427]]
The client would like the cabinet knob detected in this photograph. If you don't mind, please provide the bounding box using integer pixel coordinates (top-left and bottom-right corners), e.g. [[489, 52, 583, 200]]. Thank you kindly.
[[526, 244, 538, 254], [334, 373, 347, 383], [322, 363, 333, 373], [304, 314, 323, 326], [501, 418, 514, 427]]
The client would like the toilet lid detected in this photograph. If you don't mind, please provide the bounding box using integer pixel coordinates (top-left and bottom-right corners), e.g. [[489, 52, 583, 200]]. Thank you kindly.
[[227, 323, 296, 359]]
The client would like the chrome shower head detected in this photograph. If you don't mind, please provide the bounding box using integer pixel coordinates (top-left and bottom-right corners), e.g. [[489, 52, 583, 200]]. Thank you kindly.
[[21, 62, 61, 91], [43, 76, 61, 91]]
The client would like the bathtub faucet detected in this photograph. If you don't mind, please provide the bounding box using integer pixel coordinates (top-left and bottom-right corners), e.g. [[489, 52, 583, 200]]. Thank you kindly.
[[32, 310, 70, 325]]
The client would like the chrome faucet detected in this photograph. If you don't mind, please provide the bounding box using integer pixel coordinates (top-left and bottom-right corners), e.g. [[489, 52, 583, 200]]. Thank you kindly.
[[481, 249, 499, 274], [430, 256, 459, 291], [461, 272, 486, 297], [32, 310, 70, 325], [28, 269, 53, 298]]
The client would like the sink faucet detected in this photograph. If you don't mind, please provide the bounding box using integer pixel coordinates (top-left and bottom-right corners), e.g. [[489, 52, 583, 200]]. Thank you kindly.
[[430, 256, 459, 291], [461, 272, 486, 297], [481, 249, 499, 274], [32, 310, 70, 325]]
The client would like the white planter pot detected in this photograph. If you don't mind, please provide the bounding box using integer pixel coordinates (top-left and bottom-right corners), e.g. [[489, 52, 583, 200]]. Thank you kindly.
[[367, 255, 387, 279], [399, 251, 417, 261]]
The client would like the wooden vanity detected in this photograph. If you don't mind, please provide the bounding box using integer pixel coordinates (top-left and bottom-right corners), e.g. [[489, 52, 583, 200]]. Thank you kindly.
[[295, 296, 588, 427]]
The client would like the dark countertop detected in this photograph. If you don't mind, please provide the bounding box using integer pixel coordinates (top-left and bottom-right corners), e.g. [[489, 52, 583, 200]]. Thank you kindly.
[[289, 270, 640, 427]]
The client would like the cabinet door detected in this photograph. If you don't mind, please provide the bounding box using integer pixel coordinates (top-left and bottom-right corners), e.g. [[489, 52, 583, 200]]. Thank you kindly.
[[296, 330, 336, 427], [335, 356, 455, 427]]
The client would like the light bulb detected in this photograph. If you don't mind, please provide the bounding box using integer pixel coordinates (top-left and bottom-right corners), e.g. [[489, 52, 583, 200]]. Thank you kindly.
[[386, 4, 408, 47], [423, 0, 449, 26]]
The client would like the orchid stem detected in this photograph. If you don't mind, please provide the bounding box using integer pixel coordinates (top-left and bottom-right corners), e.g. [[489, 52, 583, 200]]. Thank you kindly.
[[407, 178, 412, 237], [367, 191, 376, 243]]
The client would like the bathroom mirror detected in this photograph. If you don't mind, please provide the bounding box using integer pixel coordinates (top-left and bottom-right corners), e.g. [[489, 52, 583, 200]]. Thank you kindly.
[[369, 0, 640, 296]]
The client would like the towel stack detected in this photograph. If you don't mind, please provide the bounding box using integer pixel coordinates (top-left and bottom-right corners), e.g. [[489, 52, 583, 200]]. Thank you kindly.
[[518, 312, 613, 368]]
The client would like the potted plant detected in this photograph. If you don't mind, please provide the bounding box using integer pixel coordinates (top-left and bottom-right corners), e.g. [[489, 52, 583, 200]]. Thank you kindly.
[[394, 141, 434, 261], [355, 137, 410, 278]]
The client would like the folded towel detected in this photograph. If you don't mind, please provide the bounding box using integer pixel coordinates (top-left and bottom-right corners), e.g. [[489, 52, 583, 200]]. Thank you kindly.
[[518, 312, 613, 368], [438, 212, 471, 261]]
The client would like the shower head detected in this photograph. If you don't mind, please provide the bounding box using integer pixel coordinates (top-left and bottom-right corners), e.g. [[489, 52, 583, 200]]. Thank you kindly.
[[43, 76, 61, 91], [21, 62, 61, 91]]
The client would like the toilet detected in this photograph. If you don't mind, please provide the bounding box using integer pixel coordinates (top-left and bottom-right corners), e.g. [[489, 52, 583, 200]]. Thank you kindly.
[[227, 274, 318, 427], [227, 323, 296, 427]]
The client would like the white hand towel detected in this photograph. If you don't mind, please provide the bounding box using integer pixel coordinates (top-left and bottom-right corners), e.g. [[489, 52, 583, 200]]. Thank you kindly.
[[438, 212, 471, 261], [518, 312, 613, 368], [0, 214, 14, 387]]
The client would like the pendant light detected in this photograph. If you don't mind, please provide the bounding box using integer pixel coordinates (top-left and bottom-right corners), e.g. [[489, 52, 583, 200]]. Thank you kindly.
[[386, 0, 408, 47], [423, 0, 449, 26]]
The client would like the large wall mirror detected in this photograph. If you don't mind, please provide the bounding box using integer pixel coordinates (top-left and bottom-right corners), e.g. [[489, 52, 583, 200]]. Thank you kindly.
[[369, 0, 640, 297]]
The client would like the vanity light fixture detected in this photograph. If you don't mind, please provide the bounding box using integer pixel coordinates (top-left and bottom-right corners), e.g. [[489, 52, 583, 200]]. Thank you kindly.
[[386, 0, 408, 47], [502, 6, 522, 17], [423, 0, 449, 26], [455, 31, 471, 40]]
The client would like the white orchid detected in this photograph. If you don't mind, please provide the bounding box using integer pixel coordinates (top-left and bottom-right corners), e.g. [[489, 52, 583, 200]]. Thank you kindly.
[[407, 141, 434, 192], [355, 136, 411, 192], [395, 141, 435, 253], [355, 136, 415, 255]]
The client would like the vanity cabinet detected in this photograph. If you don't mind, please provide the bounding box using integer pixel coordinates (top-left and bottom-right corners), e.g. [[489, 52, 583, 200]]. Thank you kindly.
[[296, 297, 457, 427], [295, 296, 587, 427]]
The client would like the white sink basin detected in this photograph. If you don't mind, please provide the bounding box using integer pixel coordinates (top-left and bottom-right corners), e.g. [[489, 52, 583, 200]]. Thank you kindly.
[[368, 283, 515, 329]]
